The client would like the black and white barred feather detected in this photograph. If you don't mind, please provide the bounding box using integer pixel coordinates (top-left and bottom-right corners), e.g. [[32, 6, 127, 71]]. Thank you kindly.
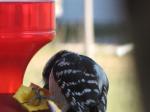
[[43, 50, 109, 112]]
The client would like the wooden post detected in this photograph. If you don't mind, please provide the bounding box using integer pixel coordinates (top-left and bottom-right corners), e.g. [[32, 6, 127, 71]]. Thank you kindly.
[[127, 0, 150, 111], [83, 0, 95, 57]]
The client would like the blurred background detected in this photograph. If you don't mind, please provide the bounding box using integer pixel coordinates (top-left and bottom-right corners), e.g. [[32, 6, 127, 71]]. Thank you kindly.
[[23, 0, 150, 112]]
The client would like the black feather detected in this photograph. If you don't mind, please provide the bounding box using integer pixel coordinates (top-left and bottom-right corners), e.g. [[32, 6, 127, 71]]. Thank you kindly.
[[42, 50, 69, 88]]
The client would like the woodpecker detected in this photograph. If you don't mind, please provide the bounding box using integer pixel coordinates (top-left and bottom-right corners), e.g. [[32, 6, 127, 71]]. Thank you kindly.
[[43, 50, 109, 112]]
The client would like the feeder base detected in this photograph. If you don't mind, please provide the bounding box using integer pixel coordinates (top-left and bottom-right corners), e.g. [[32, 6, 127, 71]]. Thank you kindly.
[[0, 94, 49, 112]]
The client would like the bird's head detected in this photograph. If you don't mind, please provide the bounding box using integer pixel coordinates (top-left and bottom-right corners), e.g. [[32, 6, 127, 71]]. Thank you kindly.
[[42, 50, 71, 89]]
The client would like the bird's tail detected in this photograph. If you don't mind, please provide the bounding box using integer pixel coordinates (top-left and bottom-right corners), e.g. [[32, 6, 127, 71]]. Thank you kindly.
[[89, 105, 100, 112], [89, 86, 108, 112], [98, 86, 108, 112]]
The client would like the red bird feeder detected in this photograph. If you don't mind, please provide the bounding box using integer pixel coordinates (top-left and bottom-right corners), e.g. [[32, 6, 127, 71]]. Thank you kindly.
[[0, 0, 55, 111]]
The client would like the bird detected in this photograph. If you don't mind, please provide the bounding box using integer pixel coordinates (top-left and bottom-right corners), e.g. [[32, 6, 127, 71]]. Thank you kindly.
[[42, 50, 109, 112]]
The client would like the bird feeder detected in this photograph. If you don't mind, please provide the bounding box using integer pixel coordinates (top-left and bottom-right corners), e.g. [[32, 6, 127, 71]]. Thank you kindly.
[[0, 0, 55, 111]]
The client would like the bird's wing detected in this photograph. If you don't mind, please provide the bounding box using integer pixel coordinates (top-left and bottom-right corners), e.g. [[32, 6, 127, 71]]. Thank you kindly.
[[52, 54, 105, 112]]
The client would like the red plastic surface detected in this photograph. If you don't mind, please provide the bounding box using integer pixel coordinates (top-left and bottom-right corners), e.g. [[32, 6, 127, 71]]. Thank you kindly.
[[0, 2, 55, 93]]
